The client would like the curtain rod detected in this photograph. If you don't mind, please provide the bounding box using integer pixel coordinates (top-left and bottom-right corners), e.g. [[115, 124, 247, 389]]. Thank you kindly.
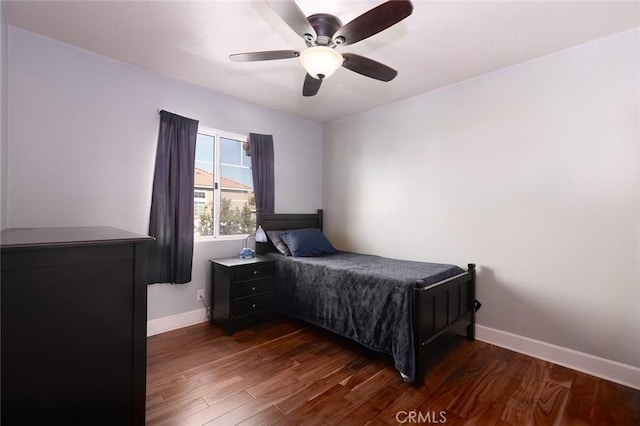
[[156, 109, 198, 122], [156, 109, 250, 137]]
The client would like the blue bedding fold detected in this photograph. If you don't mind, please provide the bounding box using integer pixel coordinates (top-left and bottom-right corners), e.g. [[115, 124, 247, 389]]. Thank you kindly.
[[265, 251, 464, 381]]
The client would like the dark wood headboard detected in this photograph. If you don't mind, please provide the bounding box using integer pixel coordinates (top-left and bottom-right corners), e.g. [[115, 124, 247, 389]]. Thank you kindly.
[[256, 209, 323, 255]]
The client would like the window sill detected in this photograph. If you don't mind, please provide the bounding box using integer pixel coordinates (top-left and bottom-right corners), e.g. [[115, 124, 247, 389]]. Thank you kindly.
[[194, 234, 249, 243]]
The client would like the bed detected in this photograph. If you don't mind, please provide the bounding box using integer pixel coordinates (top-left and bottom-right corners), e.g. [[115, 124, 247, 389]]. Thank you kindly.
[[256, 209, 478, 387]]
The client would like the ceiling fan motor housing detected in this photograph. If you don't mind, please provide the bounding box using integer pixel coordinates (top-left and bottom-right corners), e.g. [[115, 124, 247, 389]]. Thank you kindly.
[[307, 14, 343, 46]]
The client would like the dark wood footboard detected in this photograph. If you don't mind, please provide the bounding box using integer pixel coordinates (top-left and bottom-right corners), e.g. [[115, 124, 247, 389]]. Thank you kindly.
[[413, 263, 476, 387]]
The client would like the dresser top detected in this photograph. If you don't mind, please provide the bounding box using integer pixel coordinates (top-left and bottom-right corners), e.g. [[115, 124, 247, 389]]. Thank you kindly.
[[1, 226, 153, 249]]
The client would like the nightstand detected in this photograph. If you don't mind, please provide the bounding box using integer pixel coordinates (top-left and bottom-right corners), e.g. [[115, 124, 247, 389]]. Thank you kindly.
[[210, 256, 275, 335]]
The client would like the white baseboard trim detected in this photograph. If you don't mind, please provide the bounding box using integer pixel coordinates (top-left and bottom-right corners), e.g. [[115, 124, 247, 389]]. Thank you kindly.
[[147, 308, 209, 337], [146, 313, 639, 389], [476, 325, 640, 390]]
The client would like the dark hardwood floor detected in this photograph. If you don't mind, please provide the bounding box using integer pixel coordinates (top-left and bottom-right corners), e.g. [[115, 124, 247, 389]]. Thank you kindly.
[[146, 318, 639, 425]]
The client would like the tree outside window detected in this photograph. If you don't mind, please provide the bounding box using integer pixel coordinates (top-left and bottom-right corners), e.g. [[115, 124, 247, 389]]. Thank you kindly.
[[194, 129, 255, 237]]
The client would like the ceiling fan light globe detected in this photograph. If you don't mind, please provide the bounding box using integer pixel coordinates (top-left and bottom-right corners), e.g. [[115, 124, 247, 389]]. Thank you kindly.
[[299, 46, 343, 80]]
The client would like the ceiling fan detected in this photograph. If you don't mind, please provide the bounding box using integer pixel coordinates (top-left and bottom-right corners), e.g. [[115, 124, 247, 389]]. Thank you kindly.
[[230, 0, 413, 96]]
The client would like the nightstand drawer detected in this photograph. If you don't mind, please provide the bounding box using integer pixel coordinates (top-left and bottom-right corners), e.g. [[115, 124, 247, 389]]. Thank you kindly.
[[235, 262, 274, 282], [234, 278, 272, 300], [232, 295, 271, 318]]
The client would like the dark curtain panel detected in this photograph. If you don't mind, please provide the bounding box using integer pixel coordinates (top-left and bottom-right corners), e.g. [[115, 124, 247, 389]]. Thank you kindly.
[[249, 133, 275, 214], [147, 110, 199, 284]]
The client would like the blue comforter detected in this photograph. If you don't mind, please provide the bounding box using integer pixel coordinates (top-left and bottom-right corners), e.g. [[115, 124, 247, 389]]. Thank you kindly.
[[266, 251, 464, 381]]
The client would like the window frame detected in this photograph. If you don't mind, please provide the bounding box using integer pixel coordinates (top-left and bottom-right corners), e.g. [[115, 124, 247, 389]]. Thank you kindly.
[[195, 126, 252, 240]]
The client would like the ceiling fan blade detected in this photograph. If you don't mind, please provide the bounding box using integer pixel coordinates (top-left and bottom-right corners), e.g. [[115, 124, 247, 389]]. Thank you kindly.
[[266, 0, 317, 42], [230, 50, 300, 62], [333, 0, 413, 46], [303, 73, 322, 96], [342, 53, 397, 82]]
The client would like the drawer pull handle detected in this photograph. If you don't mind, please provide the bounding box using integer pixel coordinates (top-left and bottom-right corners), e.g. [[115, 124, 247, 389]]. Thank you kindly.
[[252, 286, 256, 291], [253, 270, 258, 275], [252, 304, 256, 309]]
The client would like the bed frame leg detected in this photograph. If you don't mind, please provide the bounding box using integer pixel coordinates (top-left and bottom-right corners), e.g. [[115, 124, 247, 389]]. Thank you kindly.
[[466, 324, 475, 341], [466, 263, 476, 342], [413, 279, 425, 387], [412, 342, 425, 387], [414, 367, 425, 387]]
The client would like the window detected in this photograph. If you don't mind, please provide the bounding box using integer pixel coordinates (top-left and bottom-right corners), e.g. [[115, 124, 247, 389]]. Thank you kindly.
[[194, 128, 255, 237], [194, 190, 207, 216]]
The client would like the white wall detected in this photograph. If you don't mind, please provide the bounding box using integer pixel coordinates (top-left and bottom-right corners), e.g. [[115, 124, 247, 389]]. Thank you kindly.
[[0, 2, 8, 230], [7, 27, 323, 320], [324, 29, 640, 368]]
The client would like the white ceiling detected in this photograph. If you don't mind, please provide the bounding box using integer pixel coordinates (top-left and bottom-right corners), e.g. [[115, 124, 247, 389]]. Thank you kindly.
[[6, 0, 640, 124]]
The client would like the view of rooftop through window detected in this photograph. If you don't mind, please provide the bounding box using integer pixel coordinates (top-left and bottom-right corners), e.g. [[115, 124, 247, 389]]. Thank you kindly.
[[194, 130, 255, 237]]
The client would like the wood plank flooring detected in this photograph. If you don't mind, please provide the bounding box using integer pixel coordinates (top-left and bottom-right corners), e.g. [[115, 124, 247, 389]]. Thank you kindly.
[[146, 318, 639, 425]]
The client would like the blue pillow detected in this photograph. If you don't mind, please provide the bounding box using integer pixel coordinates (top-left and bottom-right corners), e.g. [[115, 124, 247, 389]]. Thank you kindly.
[[280, 228, 337, 257]]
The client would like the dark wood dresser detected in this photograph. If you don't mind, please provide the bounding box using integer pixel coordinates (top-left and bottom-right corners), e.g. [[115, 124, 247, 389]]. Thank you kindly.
[[0, 226, 152, 425], [210, 256, 275, 335]]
